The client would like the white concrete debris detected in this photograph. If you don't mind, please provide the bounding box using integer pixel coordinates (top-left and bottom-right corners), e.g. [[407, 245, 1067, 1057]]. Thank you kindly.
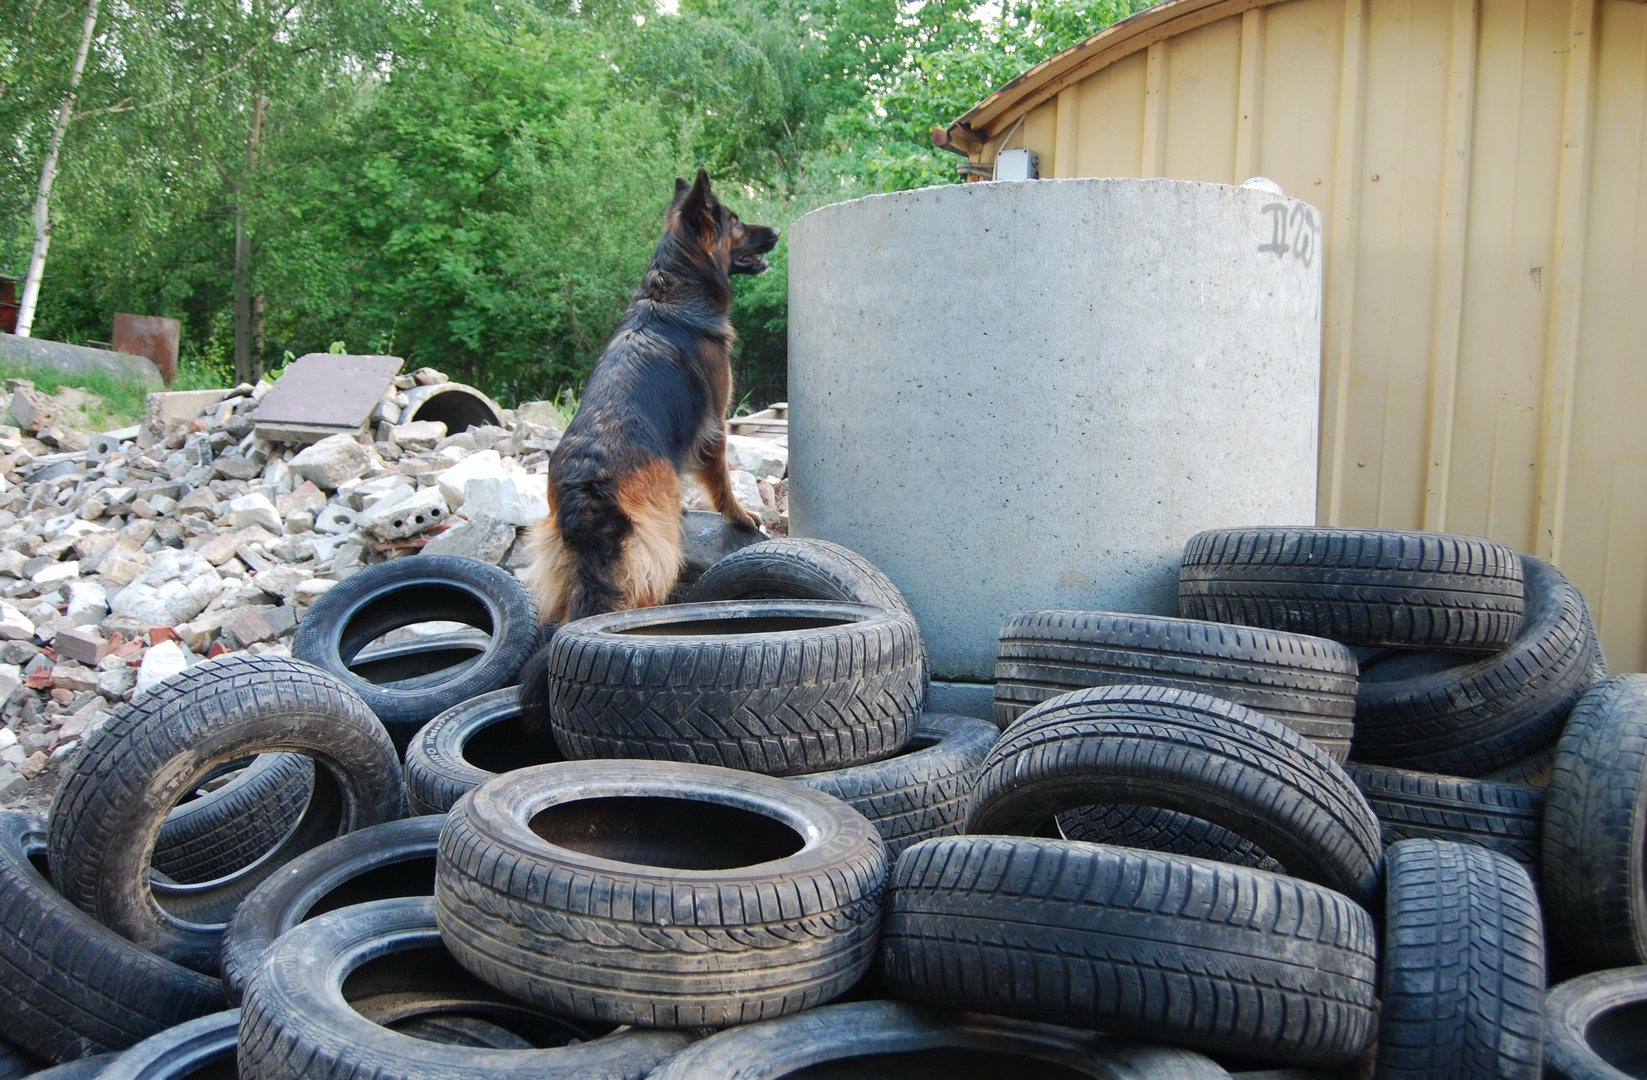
[[0, 370, 790, 802]]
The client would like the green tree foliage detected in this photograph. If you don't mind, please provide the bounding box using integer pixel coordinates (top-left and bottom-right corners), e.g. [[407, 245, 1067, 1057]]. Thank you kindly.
[[2, 0, 1149, 405]]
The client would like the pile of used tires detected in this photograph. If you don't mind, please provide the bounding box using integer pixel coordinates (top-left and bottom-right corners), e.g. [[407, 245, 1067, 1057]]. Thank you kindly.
[[1, 529, 1643, 1079]]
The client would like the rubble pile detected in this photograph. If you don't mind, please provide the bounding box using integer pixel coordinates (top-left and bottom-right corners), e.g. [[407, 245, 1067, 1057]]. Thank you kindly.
[[0, 366, 790, 804]]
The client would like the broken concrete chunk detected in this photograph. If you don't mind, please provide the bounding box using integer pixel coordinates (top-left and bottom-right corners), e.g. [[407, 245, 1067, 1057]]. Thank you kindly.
[[65, 581, 107, 626], [0, 604, 33, 641], [225, 493, 282, 532], [32, 560, 79, 587], [134, 639, 190, 699], [420, 518, 516, 564], [359, 489, 449, 540], [726, 434, 788, 478], [434, 450, 505, 506], [110, 549, 223, 626], [252, 564, 313, 603], [457, 474, 548, 527], [389, 421, 446, 449], [222, 607, 277, 647], [289, 434, 370, 490], [9, 388, 60, 434], [277, 481, 328, 518]]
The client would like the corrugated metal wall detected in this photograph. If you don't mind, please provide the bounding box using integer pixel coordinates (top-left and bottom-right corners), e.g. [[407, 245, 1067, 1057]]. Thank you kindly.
[[966, 0, 1647, 672]]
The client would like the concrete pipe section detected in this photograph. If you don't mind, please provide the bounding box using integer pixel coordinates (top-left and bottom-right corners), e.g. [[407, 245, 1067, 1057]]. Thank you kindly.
[[400, 383, 503, 433], [788, 177, 1321, 717]]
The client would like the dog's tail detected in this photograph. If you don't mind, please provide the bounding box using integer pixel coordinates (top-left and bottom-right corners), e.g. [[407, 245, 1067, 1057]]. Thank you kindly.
[[516, 625, 557, 735], [559, 478, 630, 621]]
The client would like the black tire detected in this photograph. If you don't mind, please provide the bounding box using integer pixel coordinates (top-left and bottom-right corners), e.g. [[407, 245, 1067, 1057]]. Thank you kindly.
[[435, 760, 887, 1027], [683, 535, 929, 705], [92, 1011, 238, 1080], [403, 688, 565, 816], [292, 555, 539, 753], [547, 600, 923, 777], [1178, 528, 1523, 651], [1544, 967, 1647, 1080], [1055, 803, 1284, 872], [220, 816, 443, 1005], [237, 897, 691, 1080], [1481, 744, 1558, 788], [880, 836, 1379, 1067], [1349, 764, 1545, 871], [1541, 675, 1647, 973], [349, 630, 491, 690], [966, 686, 1383, 905], [0, 813, 221, 1064], [1351, 556, 1597, 775], [47, 655, 407, 975], [995, 610, 1359, 760], [22, 1060, 114, 1080], [683, 536, 914, 611], [1375, 838, 1545, 1080], [151, 753, 314, 885], [0, 1038, 40, 1080], [648, 999, 1232, 1079], [791, 714, 997, 860]]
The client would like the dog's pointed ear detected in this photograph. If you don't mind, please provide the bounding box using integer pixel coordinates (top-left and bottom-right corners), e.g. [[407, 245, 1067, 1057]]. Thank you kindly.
[[678, 168, 715, 222], [673, 176, 690, 199]]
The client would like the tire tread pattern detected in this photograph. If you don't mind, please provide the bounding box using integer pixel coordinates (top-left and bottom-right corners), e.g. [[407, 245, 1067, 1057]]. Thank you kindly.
[[1376, 838, 1545, 1080], [1179, 529, 1523, 650], [880, 836, 1378, 1068]]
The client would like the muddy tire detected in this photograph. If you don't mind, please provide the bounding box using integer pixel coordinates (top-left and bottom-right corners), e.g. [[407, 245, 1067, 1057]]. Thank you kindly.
[[648, 999, 1232, 1079], [547, 600, 923, 777], [220, 816, 442, 1005], [435, 760, 887, 1027], [966, 685, 1383, 905], [1352, 557, 1598, 776], [995, 610, 1358, 760], [1375, 838, 1545, 1080], [151, 753, 314, 885], [47, 655, 406, 975], [1541, 675, 1647, 973], [293, 555, 539, 753], [1179, 528, 1523, 651], [791, 713, 997, 860], [1544, 967, 1647, 1080], [237, 897, 691, 1080], [880, 836, 1379, 1068], [403, 688, 565, 815], [1349, 764, 1545, 871], [0, 813, 221, 1064]]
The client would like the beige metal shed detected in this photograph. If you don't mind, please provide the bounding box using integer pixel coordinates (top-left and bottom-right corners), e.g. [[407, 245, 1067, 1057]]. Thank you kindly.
[[938, 0, 1647, 672]]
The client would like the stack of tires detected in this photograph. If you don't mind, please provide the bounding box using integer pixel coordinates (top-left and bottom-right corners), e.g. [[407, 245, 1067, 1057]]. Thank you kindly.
[[6, 531, 1646, 1079], [991, 526, 1647, 1079]]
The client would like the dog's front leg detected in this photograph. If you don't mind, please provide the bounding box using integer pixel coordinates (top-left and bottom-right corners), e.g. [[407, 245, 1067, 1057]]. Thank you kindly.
[[693, 425, 763, 532]]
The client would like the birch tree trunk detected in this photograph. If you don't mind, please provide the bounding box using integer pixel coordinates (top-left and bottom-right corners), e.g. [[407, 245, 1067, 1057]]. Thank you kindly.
[[232, 90, 266, 385], [14, 0, 101, 338]]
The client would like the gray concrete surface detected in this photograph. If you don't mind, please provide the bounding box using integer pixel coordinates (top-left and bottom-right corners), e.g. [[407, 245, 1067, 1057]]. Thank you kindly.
[[1, 333, 163, 387], [788, 178, 1322, 682]]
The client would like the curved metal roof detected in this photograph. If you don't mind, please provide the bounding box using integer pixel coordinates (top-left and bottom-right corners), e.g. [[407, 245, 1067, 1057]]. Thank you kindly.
[[937, 0, 1282, 153]]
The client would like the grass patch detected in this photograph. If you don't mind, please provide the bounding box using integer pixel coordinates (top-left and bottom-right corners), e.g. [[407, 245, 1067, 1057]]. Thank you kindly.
[[0, 354, 231, 432]]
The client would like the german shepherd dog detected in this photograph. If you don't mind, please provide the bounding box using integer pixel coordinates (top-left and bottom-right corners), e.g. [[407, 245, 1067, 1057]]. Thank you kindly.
[[517, 169, 779, 729]]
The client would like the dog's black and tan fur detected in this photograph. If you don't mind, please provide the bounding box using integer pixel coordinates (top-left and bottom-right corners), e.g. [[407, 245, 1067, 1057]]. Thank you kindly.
[[517, 170, 778, 728]]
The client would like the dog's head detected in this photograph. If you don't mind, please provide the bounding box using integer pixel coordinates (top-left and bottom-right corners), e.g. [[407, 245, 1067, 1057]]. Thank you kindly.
[[669, 169, 780, 277]]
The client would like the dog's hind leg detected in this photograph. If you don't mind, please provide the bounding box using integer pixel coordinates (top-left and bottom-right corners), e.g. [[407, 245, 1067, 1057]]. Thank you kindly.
[[614, 459, 686, 609], [690, 425, 763, 532]]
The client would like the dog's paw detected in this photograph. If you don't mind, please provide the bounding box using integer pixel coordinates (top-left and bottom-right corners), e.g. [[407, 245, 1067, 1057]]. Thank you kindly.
[[729, 506, 765, 533]]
